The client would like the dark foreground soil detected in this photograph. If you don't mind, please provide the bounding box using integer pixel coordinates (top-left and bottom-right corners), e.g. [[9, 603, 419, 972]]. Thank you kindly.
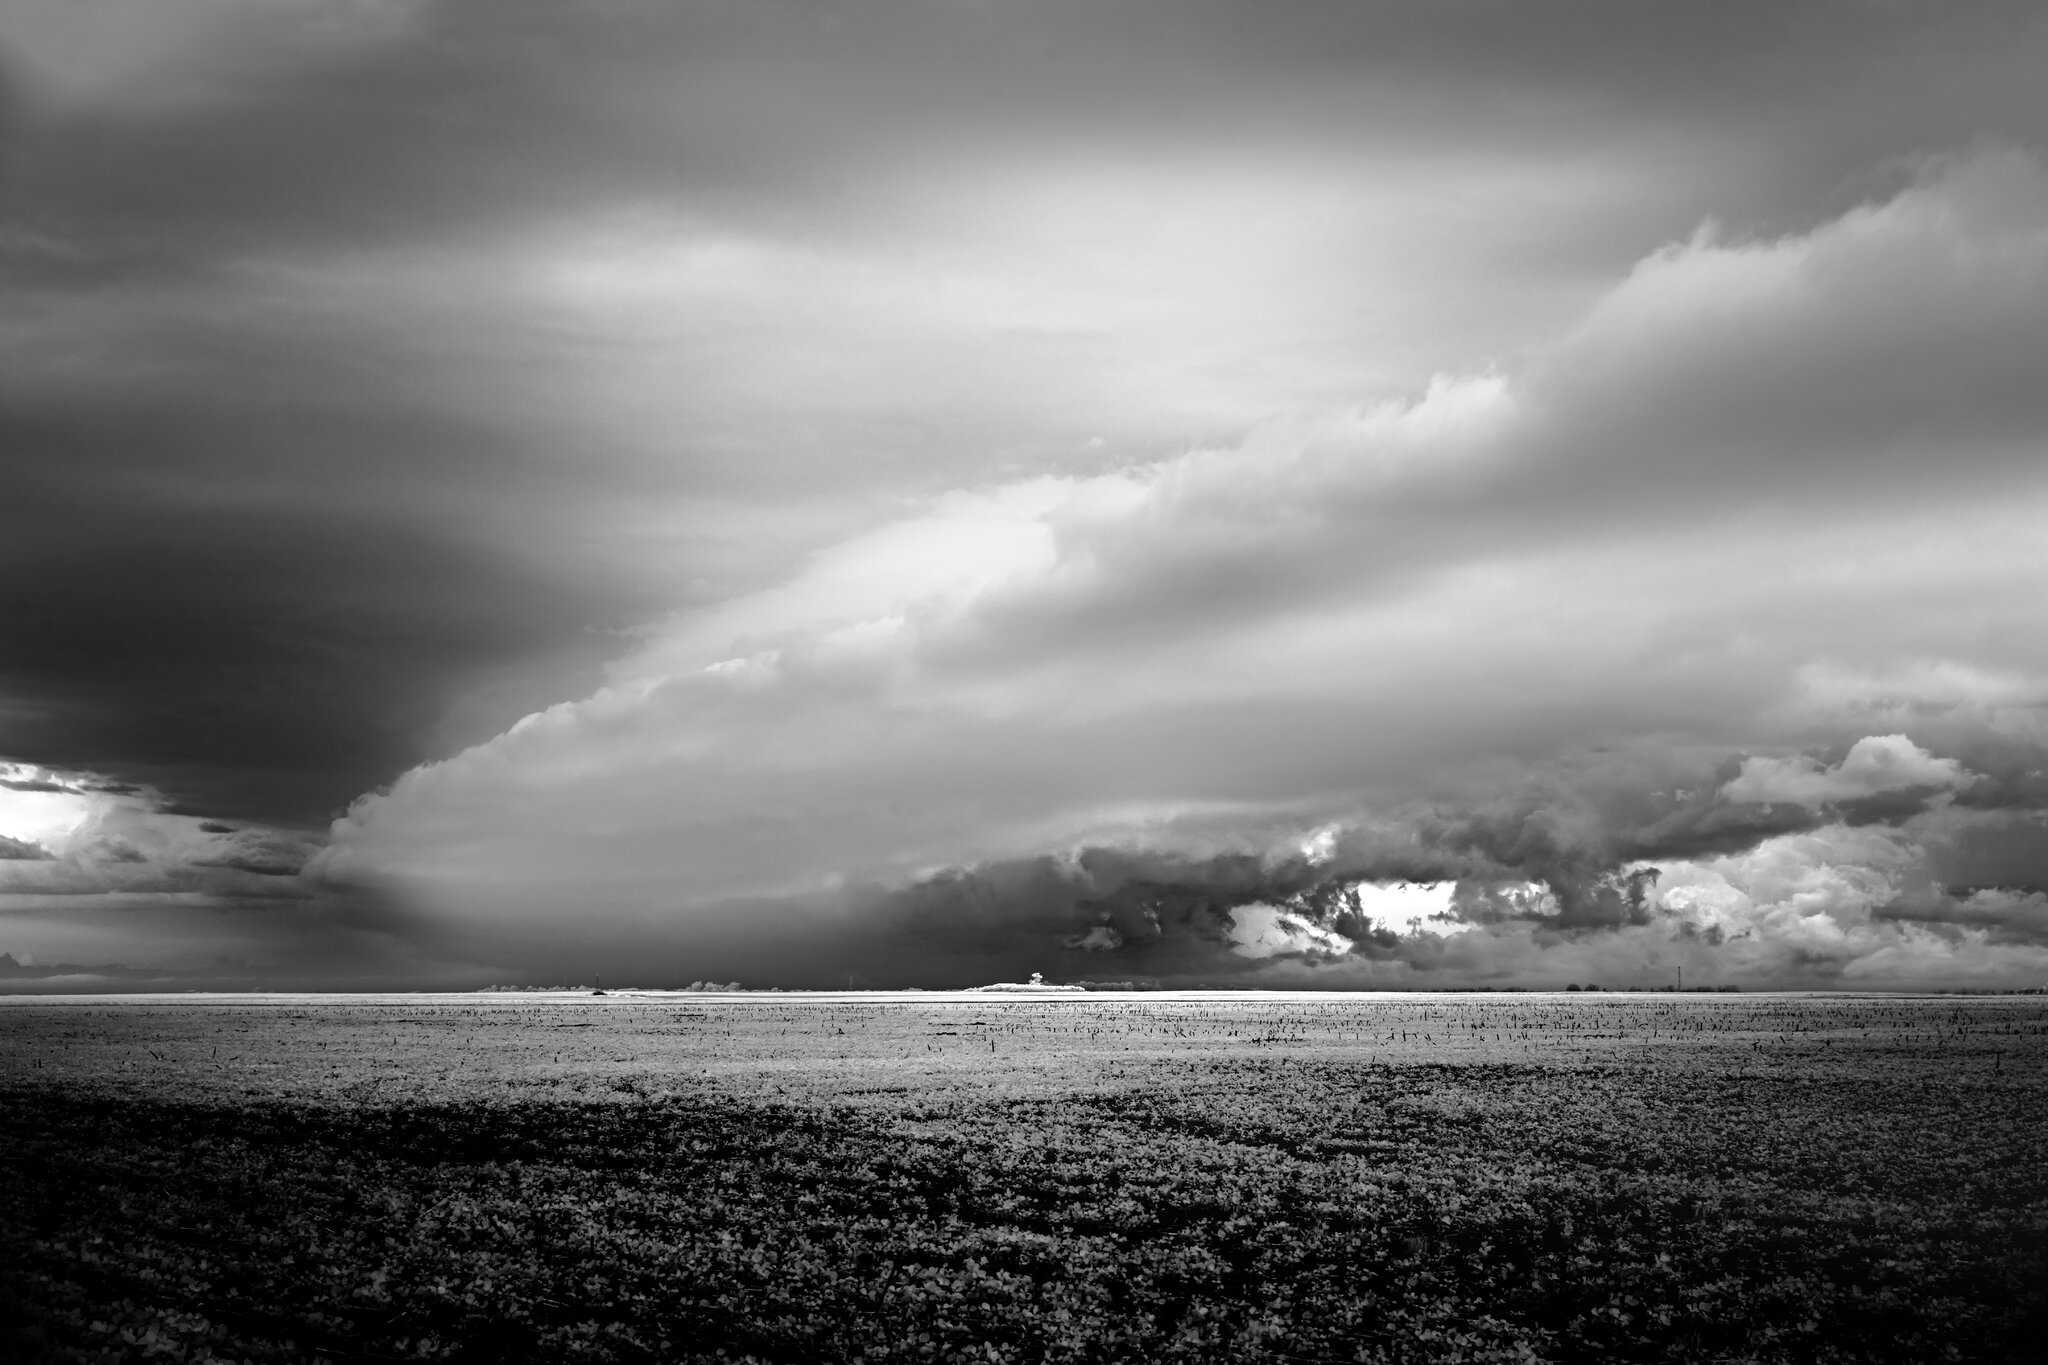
[[3, 995, 2044, 1363]]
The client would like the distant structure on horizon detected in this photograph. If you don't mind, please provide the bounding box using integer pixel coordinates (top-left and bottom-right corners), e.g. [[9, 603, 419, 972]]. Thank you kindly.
[[968, 971, 1086, 994]]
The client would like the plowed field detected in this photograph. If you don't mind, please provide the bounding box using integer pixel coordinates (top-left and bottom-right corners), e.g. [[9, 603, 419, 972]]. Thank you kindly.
[[4, 992, 2043, 1363]]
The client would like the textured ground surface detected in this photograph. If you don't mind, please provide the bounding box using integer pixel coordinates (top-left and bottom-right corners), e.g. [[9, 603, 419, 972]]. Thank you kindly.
[[3, 991, 2045, 1362]]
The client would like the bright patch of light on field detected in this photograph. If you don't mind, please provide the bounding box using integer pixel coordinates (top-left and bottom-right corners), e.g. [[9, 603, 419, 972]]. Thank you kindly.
[[1227, 904, 1354, 958], [1353, 881, 1474, 936]]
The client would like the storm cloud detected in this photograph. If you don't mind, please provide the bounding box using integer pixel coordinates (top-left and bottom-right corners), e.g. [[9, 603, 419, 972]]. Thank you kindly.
[[326, 149, 2048, 989], [4, 3, 2048, 987]]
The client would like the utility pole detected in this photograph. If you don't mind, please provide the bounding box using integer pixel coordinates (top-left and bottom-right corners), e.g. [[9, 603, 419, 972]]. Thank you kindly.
[[1677, 965, 1682, 992]]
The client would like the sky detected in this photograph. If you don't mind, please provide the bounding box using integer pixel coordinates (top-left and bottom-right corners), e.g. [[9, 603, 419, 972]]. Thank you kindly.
[[4, 0, 2048, 992]]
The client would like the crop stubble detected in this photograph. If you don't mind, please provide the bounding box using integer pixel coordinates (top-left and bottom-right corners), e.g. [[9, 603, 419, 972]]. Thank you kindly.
[[2, 992, 2043, 1363]]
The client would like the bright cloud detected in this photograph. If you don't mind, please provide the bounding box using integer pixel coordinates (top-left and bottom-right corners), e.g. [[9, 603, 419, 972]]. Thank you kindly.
[[1226, 904, 1355, 960], [312, 147, 2048, 990], [0, 764, 96, 850], [0, 763, 374, 986], [1645, 819, 2048, 988], [1719, 735, 1980, 807], [1351, 883, 1473, 938]]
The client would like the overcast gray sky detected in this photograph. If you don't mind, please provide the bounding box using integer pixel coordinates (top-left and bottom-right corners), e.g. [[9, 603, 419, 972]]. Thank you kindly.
[[4, 0, 2048, 990]]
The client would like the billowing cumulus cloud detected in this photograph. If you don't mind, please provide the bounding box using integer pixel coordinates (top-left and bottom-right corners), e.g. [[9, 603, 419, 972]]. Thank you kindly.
[[320, 148, 2048, 989], [1720, 735, 1978, 807]]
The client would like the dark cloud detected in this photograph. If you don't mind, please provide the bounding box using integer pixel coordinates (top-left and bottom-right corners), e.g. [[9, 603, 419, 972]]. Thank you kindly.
[[10, 2, 2043, 259], [320, 735, 2046, 990], [189, 828, 319, 879], [1617, 801, 1829, 864], [1877, 885, 2048, 943], [824, 772, 2045, 989], [0, 401, 639, 821], [0, 835, 51, 861], [1919, 811, 2048, 890]]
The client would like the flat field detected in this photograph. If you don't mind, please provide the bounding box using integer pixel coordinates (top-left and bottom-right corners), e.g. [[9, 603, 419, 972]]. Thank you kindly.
[[3, 991, 2044, 1364]]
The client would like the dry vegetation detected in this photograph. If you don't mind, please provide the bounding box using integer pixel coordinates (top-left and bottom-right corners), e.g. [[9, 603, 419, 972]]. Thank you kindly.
[[3, 992, 2044, 1363]]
